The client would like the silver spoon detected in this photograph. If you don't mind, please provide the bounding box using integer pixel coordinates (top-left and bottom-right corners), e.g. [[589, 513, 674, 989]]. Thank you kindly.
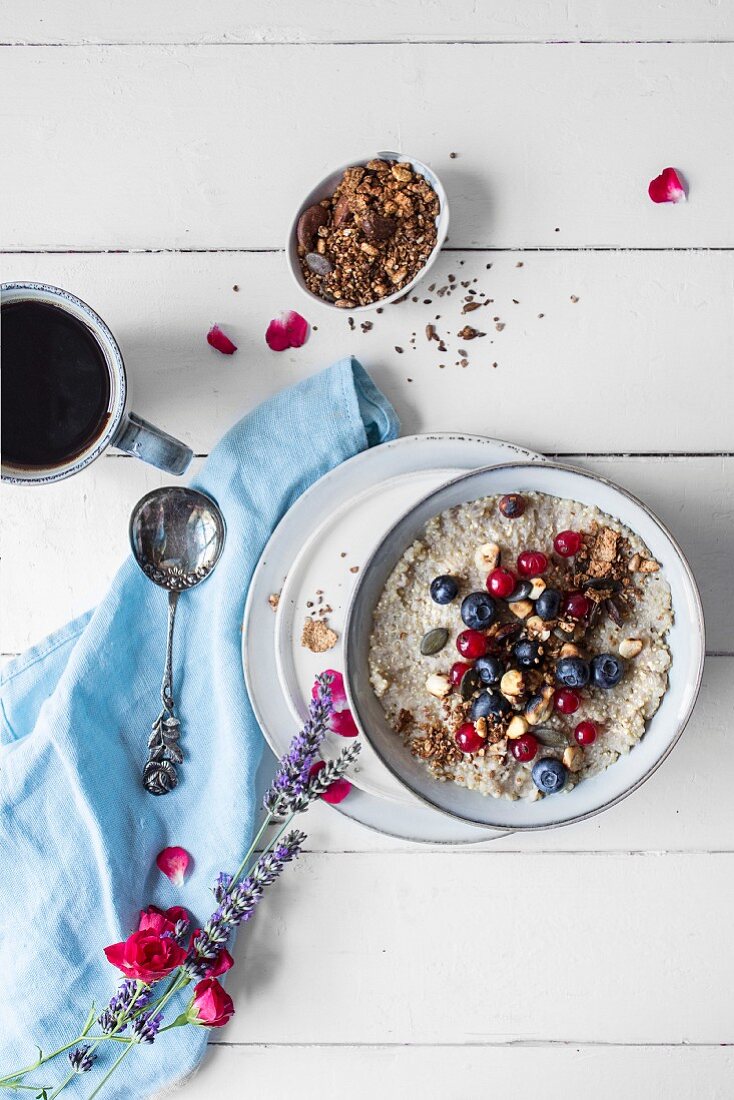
[[129, 486, 226, 795]]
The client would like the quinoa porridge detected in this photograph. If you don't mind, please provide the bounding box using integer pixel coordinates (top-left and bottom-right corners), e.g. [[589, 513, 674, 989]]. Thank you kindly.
[[368, 491, 673, 801]]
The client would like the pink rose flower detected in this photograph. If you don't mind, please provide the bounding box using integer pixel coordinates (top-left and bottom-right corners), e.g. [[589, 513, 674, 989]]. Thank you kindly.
[[138, 905, 189, 936], [104, 928, 187, 982], [187, 978, 235, 1027]]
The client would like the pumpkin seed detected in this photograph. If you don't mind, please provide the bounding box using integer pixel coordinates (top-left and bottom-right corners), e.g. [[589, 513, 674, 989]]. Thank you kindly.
[[420, 627, 449, 656], [506, 579, 532, 603], [534, 727, 569, 749], [461, 667, 481, 701]]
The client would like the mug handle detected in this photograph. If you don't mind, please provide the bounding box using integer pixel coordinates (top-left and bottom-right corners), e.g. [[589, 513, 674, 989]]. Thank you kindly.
[[112, 412, 193, 475]]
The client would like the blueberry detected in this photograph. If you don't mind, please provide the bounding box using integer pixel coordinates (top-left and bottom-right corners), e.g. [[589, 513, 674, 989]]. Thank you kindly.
[[470, 690, 510, 720], [430, 575, 459, 605], [555, 656, 590, 688], [461, 592, 497, 630], [531, 757, 568, 794], [512, 639, 542, 668], [499, 493, 525, 518], [505, 579, 532, 603], [535, 588, 561, 620], [590, 653, 625, 689], [475, 655, 504, 685]]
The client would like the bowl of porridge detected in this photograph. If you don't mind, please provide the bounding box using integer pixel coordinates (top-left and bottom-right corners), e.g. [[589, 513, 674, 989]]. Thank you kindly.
[[343, 462, 705, 831]]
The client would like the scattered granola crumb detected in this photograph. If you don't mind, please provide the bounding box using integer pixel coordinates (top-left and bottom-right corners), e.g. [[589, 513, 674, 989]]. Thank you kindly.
[[350, 565, 360, 574], [232, 284, 240, 291], [515, 262, 524, 268], [449, 152, 458, 159], [495, 322, 505, 331], [538, 313, 545, 319], [268, 592, 280, 612], [395, 346, 404, 354], [570, 295, 579, 303], [301, 617, 338, 653]]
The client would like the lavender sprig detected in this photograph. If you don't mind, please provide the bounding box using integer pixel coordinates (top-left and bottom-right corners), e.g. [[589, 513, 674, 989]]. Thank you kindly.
[[263, 673, 333, 816], [130, 1010, 164, 1045], [184, 830, 307, 976], [97, 980, 151, 1034], [307, 742, 361, 801], [68, 1045, 96, 1073]]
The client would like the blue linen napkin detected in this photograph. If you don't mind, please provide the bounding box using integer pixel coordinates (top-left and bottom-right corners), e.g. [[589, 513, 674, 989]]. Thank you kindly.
[[0, 358, 399, 1098]]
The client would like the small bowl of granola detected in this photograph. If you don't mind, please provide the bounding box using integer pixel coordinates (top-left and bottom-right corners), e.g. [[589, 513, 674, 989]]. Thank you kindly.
[[286, 152, 449, 311], [344, 462, 705, 832]]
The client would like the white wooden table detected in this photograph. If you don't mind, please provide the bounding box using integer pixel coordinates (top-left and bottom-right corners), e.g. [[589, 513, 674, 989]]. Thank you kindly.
[[3, 4, 733, 1097]]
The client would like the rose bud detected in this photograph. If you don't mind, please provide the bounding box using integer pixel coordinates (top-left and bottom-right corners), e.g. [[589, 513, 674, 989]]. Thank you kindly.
[[186, 978, 235, 1028]]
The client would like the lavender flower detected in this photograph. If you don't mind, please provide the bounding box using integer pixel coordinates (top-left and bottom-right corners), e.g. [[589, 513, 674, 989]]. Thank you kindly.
[[212, 871, 233, 903], [307, 742, 361, 799], [184, 830, 307, 977], [131, 1010, 164, 1044], [98, 979, 152, 1034], [263, 674, 333, 816], [68, 1045, 96, 1072]]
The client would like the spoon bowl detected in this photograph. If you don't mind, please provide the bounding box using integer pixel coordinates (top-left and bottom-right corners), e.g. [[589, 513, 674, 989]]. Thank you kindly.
[[130, 486, 225, 591]]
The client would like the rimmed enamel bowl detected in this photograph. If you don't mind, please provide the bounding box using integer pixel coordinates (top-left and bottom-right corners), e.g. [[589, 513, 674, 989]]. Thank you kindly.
[[286, 150, 449, 313], [343, 461, 705, 831]]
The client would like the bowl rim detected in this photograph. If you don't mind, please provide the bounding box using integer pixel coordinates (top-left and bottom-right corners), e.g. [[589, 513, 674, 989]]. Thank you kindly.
[[343, 458, 706, 831], [285, 150, 450, 313]]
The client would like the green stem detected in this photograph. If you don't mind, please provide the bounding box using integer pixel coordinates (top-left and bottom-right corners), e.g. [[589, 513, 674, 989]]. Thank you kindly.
[[86, 1043, 135, 1100], [230, 810, 273, 888]]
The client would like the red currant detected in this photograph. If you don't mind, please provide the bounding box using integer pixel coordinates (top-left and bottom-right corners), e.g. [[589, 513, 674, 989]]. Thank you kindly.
[[455, 722, 485, 754], [517, 550, 549, 577], [561, 591, 591, 620], [510, 733, 539, 763], [554, 688, 581, 714], [456, 630, 488, 659], [450, 661, 473, 687], [486, 568, 516, 598], [574, 720, 597, 745], [554, 529, 582, 557]]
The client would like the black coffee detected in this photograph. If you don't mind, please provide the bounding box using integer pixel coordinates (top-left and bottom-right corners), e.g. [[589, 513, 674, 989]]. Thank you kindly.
[[2, 298, 112, 469]]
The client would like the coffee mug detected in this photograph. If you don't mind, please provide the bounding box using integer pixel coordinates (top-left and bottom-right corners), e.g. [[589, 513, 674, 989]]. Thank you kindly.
[[1, 282, 193, 485]]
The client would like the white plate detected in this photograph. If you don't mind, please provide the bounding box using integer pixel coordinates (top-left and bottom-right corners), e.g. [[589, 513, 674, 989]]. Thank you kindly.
[[243, 433, 544, 843]]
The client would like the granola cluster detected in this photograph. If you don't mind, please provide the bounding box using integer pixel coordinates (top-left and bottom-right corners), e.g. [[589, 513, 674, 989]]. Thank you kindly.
[[296, 159, 440, 308]]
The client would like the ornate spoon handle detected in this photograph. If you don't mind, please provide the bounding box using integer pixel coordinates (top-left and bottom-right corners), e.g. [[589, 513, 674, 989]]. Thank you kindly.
[[143, 591, 183, 795]]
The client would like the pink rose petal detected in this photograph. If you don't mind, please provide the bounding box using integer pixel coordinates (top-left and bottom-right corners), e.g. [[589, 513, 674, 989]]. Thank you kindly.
[[329, 708, 359, 738], [648, 167, 687, 204], [311, 671, 357, 736], [308, 760, 352, 804], [156, 846, 191, 887], [205, 948, 234, 979], [207, 324, 238, 355], [265, 310, 309, 351], [312, 670, 348, 710]]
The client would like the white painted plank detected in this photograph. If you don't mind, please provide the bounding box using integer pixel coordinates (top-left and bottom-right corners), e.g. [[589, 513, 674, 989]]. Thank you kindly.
[[1, 453, 730, 653], [3, 250, 733, 454], [2, 44, 733, 249], [185, 852, 733, 1043], [5, 1, 734, 45], [172, 1043, 734, 1100]]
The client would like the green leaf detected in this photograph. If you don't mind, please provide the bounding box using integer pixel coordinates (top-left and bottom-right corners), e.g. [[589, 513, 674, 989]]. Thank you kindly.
[[168, 1012, 191, 1029]]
